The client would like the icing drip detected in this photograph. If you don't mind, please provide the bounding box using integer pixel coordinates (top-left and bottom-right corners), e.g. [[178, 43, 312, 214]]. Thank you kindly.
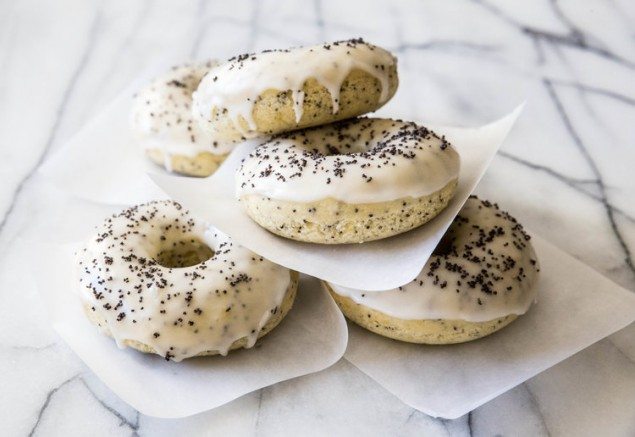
[[236, 118, 460, 204], [130, 61, 237, 161], [291, 89, 305, 123], [330, 196, 540, 322], [193, 39, 396, 138], [76, 201, 291, 361]]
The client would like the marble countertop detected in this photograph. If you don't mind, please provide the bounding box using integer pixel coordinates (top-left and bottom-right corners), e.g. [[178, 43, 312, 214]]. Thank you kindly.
[[1, 0, 634, 435]]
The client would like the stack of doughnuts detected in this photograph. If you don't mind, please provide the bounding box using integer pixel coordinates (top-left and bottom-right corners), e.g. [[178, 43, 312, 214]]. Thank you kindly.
[[130, 40, 460, 245], [190, 39, 461, 243], [93, 38, 538, 358]]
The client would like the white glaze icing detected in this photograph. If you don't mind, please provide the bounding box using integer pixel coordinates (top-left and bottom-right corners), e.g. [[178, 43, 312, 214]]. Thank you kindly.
[[192, 39, 396, 138], [130, 62, 237, 164], [329, 197, 540, 322], [76, 201, 291, 361], [236, 118, 460, 204]]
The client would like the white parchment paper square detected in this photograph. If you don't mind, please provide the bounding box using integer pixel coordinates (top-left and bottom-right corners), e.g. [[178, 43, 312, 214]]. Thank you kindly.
[[342, 234, 635, 419], [150, 107, 523, 290], [38, 61, 183, 205], [32, 243, 348, 418]]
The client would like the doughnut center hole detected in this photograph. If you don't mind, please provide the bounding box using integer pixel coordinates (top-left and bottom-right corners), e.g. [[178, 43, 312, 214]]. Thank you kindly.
[[155, 238, 214, 268], [433, 233, 455, 257]]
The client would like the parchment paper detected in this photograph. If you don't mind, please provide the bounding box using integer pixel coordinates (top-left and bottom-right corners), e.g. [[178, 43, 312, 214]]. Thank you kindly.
[[32, 242, 348, 418], [342, 234, 635, 419], [150, 106, 523, 290]]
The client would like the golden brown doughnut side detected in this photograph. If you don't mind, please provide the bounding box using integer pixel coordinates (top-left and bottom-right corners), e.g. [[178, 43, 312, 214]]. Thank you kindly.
[[209, 66, 399, 143], [145, 149, 228, 177], [325, 283, 517, 344], [240, 179, 457, 244], [84, 271, 298, 358]]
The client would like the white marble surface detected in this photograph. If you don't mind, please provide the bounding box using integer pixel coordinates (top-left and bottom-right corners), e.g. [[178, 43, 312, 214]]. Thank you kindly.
[[1, 0, 634, 435]]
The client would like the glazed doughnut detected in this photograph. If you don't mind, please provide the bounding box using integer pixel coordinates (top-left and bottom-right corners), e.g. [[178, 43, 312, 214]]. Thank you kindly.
[[236, 118, 460, 244], [130, 62, 234, 177], [193, 38, 398, 143], [325, 196, 540, 344], [76, 200, 297, 361]]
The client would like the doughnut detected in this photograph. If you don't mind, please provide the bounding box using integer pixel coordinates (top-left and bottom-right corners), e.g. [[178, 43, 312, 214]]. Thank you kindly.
[[193, 38, 398, 143], [325, 196, 540, 344], [130, 62, 234, 177], [76, 200, 297, 361], [236, 118, 460, 244]]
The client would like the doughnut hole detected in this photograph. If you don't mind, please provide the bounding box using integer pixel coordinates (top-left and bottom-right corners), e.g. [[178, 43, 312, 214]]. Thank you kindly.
[[154, 237, 214, 268], [297, 120, 381, 156], [319, 140, 367, 156]]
